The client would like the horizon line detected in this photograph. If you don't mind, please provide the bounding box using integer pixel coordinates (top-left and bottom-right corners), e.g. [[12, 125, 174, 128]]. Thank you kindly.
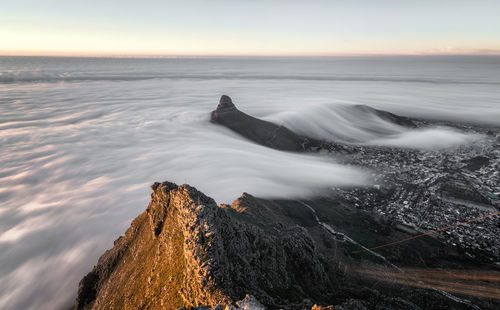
[[2, 52, 500, 59]]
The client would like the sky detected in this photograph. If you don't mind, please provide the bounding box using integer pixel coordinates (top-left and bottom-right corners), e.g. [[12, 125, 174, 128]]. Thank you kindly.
[[1, 0, 500, 56]]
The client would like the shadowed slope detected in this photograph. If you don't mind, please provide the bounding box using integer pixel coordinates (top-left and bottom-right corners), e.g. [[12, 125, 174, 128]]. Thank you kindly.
[[211, 95, 315, 151]]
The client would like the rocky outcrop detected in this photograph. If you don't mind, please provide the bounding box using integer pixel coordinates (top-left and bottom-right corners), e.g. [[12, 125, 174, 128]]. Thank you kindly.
[[210, 95, 317, 151], [75, 182, 329, 310]]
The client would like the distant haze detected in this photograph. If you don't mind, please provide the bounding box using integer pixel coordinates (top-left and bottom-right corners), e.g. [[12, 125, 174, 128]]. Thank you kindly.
[[1, 0, 500, 56]]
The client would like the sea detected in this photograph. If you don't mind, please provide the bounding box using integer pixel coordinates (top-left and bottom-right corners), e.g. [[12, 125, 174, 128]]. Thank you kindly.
[[1, 55, 499, 309]]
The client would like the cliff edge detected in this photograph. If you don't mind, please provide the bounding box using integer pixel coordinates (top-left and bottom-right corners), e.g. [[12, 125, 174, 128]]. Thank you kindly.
[[75, 182, 329, 309]]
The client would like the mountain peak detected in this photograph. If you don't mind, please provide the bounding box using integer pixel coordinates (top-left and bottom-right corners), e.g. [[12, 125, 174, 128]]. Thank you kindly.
[[218, 95, 235, 110], [75, 181, 328, 309]]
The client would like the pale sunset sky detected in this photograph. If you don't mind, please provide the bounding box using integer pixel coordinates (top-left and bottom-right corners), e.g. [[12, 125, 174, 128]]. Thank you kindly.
[[1, 0, 500, 57]]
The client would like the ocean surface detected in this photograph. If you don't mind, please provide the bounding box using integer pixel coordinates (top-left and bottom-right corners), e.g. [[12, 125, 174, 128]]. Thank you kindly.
[[1, 55, 499, 309]]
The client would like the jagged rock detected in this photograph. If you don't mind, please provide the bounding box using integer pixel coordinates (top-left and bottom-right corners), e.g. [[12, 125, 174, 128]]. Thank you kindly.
[[75, 182, 328, 310]]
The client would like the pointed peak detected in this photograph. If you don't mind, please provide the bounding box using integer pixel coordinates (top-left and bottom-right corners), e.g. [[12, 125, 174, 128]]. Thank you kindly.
[[218, 95, 235, 110]]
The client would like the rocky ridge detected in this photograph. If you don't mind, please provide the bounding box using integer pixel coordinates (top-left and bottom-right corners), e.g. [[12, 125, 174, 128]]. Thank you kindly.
[[210, 95, 320, 151], [76, 182, 331, 309]]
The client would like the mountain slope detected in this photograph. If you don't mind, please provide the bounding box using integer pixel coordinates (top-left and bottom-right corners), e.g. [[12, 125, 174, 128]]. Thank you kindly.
[[75, 182, 330, 309]]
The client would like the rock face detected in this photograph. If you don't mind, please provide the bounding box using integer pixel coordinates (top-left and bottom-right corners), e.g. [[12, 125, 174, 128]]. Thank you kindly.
[[75, 182, 329, 310], [211, 95, 315, 151]]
